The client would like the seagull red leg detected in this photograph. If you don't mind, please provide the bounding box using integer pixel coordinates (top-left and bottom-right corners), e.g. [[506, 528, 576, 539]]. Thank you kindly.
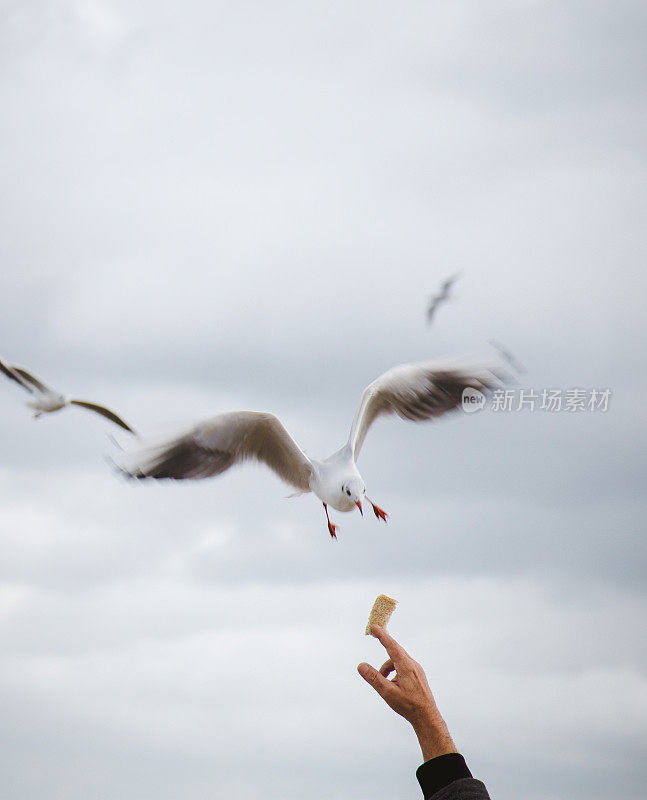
[[366, 496, 388, 523], [323, 502, 339, 539]]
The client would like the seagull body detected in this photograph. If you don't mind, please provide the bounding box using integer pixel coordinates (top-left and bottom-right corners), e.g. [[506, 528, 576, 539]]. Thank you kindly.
[[311, 446, 362, 513], [118, 353, 507, 537], [0, 356, 135, 433]]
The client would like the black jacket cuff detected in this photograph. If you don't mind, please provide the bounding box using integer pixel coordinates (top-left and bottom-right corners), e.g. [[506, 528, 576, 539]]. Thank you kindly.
[[416, 753, 472, 798]]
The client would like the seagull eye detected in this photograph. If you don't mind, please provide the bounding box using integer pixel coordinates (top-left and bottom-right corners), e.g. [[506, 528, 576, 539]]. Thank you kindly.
[[346, 489, 351, 496]]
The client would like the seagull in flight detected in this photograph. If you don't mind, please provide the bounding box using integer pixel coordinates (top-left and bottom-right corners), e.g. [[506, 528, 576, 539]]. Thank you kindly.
[[426, 273, 460, 325], [117, 352, 508, 538], [0, 355, 135, 433]]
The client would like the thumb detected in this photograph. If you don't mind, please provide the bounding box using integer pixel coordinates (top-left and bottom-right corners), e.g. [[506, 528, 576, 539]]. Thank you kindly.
[[358, 662, 391, 698]]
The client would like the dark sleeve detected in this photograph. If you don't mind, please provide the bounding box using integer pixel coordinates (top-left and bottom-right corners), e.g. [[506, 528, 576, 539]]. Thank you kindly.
[[416, 753, 491, 800]]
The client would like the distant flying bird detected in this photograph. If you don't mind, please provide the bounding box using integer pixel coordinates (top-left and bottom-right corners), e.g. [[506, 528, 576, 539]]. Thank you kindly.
[[116, 353, 508, 538], [426, 273, 460, 325], [0, 355, 135, 433]]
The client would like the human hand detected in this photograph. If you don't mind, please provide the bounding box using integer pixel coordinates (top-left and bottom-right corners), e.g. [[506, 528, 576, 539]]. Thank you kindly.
[[357, 626, 457, 761]]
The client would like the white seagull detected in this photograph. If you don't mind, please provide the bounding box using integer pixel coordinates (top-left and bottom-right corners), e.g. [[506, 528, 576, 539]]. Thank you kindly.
[[117, 352, 508, 538], [0, 355, 135, 433]]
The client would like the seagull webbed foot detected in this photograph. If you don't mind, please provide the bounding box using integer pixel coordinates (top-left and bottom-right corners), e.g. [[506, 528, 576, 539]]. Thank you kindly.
[[323, 502, 339, 540], [367, 498, 388, 523]]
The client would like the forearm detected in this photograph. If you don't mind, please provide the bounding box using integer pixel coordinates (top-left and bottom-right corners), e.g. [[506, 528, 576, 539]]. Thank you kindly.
[[357, 627, 490, 799], [412, 713, 491, 799], [413, 711, 458, 761]]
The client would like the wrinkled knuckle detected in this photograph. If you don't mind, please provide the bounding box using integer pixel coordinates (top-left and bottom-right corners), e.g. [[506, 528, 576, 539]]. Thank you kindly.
[[412, 661, 426, 678], [364, 668, 379, 686]]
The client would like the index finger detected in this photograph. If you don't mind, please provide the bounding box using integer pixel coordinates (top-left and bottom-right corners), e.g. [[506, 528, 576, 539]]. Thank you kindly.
[[370, 625, 411, 666]]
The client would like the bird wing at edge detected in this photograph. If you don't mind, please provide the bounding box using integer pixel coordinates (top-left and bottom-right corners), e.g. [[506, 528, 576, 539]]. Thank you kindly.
[[0, 358, 35, 393], [11, 367, 51, 393]]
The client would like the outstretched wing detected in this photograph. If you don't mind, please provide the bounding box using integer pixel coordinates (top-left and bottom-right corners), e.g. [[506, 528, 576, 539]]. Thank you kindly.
[[11, 367, 51, 393], [0, 357, 35, 393], [348, 355, 507, 459], [118, 411, 314, 491], [69, 400, 135, 433]]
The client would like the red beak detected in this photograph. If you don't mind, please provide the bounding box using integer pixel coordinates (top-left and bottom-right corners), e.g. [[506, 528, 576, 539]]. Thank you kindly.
[[356, 500, 363, 516]]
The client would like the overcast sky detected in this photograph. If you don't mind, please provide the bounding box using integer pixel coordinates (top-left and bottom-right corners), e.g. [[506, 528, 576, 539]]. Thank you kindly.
[[1, 1, 646, 799]]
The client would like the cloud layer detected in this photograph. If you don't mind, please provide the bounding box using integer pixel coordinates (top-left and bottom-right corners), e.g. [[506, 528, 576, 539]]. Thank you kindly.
[[1, 1, 645, 798]]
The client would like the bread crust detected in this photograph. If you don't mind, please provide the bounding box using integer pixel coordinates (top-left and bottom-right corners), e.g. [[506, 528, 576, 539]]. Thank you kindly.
[[365, 593, 398, 635]]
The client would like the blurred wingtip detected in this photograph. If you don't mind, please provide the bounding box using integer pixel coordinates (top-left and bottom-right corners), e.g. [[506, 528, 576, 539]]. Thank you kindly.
[[489, 339, 527, 376]]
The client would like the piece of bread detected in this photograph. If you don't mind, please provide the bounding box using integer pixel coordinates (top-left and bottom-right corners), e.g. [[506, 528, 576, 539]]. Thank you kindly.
[[365, 594, 398, 635]]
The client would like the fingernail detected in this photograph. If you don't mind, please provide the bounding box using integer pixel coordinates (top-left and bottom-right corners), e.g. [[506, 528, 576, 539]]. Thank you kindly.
[[357, 663, 370, 677]]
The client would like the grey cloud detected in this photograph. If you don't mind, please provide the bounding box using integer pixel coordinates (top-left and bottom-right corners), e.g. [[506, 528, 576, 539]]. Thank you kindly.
[[1, 1, 645, 798]]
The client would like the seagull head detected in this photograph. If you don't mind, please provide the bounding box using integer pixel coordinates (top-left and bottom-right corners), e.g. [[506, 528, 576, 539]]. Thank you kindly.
[[340, 477, 365, 515]]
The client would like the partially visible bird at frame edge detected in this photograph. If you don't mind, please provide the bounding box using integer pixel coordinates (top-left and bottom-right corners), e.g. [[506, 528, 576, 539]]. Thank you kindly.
[[0, 355, 135, 433]]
